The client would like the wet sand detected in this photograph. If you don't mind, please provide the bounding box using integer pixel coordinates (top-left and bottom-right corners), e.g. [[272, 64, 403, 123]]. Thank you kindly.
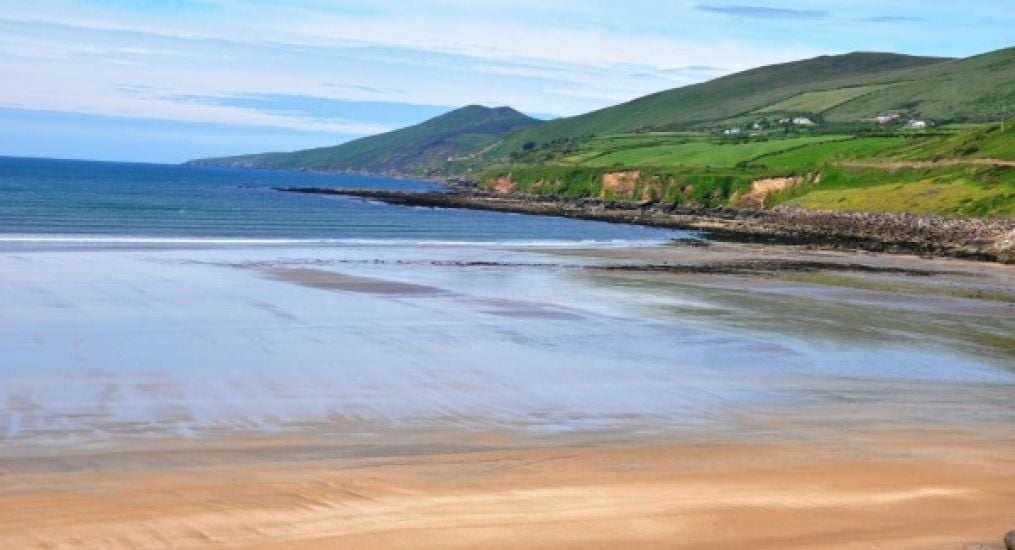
[[1, 240, 1013, 548], [2, 432, 1013, 549], [264, 266, 444, 295]]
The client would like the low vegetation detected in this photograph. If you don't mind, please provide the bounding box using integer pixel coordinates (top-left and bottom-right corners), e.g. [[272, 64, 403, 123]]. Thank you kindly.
[[482, 124, 1015, 217], [188, 106, 539, 176], [754, 84, 896, 115], [776, 166, 1015, 217]]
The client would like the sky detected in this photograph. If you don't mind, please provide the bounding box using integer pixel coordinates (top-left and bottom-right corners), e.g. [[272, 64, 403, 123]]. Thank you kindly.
[[0, 1, 1012, 163]]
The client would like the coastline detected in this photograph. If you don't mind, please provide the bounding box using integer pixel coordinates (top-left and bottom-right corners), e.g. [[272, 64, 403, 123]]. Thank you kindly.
[[277, 187, 1015, 263]]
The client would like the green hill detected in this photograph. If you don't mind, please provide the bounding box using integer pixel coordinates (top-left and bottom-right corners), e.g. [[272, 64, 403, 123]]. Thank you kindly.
[[481, 47, 1015, 162], [188, 105, 539, 176], [473, 46, 1015, 218], [187, 46, 1015, 197], [818, 47, 1015, 122], [480, 52, 950, 159]]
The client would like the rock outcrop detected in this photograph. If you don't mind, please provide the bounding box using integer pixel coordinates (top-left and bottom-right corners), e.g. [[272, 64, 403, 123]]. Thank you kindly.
[[276, 187, 1015, 263]]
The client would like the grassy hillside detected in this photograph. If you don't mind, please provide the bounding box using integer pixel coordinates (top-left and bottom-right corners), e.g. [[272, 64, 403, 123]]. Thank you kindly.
[[482, 47, 1015, 163], [480, 52, 950, 161], [821, 47, 1015, 123], [556, 135, 853, 168], [481, 124, 1015, 217], [755, 84, 894, 114], [186, 45, 1014, 218], [189, 105, 539, 176], [473, 46, 1014, 218], [783, 167, 1015, 217]]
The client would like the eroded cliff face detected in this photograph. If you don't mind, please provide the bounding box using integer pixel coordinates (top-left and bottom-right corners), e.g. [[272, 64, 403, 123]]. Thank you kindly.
[[482, 169, 830, 209], [597, 170, 816, 206], [736, 176, 802, 209], [600, 171, 640, 198], [490, 175, 516, 194], [600, 171, 669, 202], [735, 173, 822, 209]]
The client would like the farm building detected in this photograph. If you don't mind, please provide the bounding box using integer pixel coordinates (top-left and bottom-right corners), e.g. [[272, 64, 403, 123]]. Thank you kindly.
[[876, 112, 901, 124]]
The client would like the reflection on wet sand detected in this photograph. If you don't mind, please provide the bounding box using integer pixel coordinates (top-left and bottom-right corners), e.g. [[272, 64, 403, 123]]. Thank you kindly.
[[0, 241, 1013, 548], [264, 266, 443, 295]]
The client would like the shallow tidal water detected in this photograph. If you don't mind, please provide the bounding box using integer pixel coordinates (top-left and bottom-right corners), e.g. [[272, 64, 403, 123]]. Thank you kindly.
[[2, 242, 1012, 449]]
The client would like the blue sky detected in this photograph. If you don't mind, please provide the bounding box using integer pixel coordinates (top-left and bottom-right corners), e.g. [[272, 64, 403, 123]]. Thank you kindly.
[[1, 1, 1012, 163]]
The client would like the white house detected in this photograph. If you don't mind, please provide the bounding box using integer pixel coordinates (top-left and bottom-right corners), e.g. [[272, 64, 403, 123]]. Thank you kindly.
[[723, 127, 742, 136], [792, 117, 814, 126], [876, 112, 901, 124], [906, 120, 928, 129]]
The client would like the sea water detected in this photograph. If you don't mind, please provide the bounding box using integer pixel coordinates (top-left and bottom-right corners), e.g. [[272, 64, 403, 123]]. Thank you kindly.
[[0, 156, 680, 244]]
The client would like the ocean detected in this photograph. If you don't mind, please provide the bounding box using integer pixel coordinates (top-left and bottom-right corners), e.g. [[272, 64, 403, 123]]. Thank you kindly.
[[0, 156, 680, 243]]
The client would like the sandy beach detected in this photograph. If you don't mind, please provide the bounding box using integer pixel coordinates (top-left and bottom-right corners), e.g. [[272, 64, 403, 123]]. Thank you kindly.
[[1, 240, 1013, 548], [3, 431, 1014, 549]]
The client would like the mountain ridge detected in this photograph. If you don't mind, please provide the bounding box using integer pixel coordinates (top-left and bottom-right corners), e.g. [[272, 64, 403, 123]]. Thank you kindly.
[[187, 105, 539, 176], [188, 47, 1014, 176]]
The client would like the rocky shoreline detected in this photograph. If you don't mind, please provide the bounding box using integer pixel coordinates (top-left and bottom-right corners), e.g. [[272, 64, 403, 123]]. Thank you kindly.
[[277, 187, 1015, 263]]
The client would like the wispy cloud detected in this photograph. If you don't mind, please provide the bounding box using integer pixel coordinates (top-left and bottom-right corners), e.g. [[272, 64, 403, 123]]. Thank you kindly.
[[0, 12, 815, 126], [169, 93, 454, 127], [322, 83, 407, 95], [1, 0, 1012, 162], [664, 65, 724, 72], [859, 16, 924, 23], [696, 5, 829, 19]]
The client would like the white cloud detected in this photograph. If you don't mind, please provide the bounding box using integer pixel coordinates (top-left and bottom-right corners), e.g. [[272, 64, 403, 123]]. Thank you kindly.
[[1, 0, 1008, 142], [0, 1, 818, 119]]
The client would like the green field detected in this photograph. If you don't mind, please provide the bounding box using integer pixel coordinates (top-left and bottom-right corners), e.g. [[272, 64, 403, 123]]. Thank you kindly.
[[482, 124, 1015, 217], [784, 172, 1015, 217], [532, 134, 855, 168], [755, 84, 895, 114], [481, 47, 1014, 161], [754, 136, 912, 169], [571, 136, 851, 168], [880, 124, 1015, 160]]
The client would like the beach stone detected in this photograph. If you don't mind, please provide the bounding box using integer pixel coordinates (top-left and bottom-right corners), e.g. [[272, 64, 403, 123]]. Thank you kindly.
[[1005, 530, 1015, 550]]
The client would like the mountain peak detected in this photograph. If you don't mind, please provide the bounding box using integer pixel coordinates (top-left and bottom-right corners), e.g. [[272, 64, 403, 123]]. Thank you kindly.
[[187, 104, 540, 175]]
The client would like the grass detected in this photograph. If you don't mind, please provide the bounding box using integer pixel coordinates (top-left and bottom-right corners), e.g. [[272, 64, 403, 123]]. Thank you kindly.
[[879, 124, 1015, 160], [484, 124, 1015, 217], [755, 136, 913, 168], [482, 165, 757, 206], [755, 84, 895, 114], [781, 167, 1015, 217], [481, 52, 953, 161], [824, 47, 1015, 123], [474, 49, 1015, 218], [192, 106, 538, 175], [531, 134, 853, 168], [483, 47, 1013, 162], [578, 135, 850, 168]]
